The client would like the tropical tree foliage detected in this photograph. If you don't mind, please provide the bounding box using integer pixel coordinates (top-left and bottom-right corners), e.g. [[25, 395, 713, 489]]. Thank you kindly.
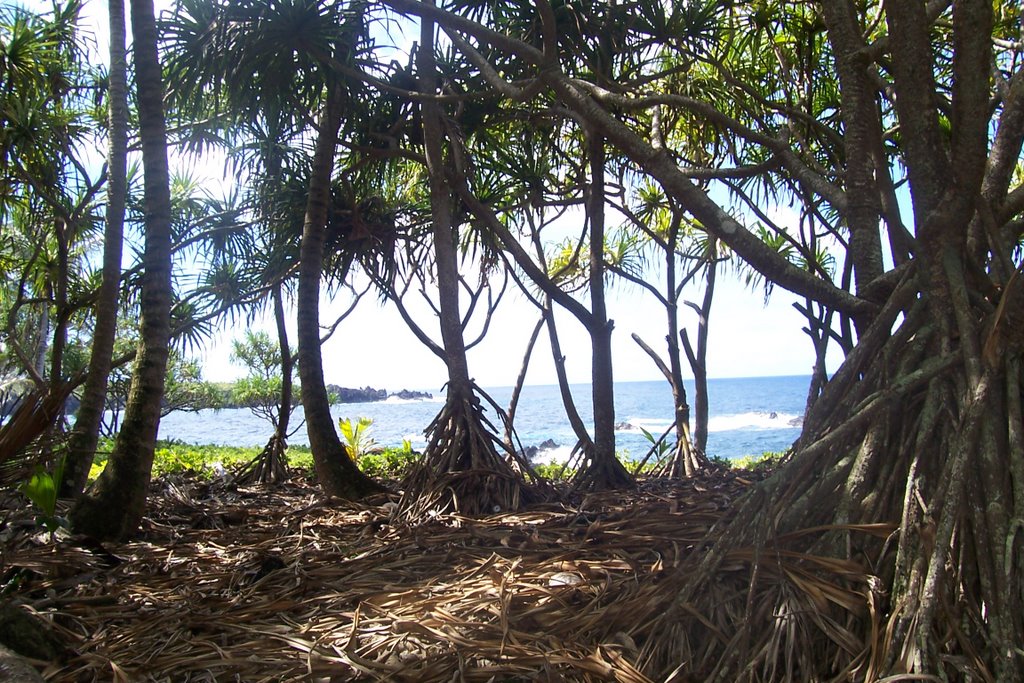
[[371, 0, 1024, 679], [0, 0, 104, 395], [4, 0, 1023, 678], [229, 329, 296, 482]]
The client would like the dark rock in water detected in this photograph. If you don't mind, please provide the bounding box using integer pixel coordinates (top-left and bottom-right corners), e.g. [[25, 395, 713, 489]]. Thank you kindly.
[[769, 411, 778, 419], [317, 386, 434, 404], [521, 439, 559, 462], [329, 385, 387, 403], [614, 421, 634, 431], [390, 389, 433, 401], [788, 416, 804, 427]]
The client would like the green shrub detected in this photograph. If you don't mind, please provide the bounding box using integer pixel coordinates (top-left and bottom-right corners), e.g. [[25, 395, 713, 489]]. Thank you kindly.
[[88, 440, 261, 481], [87, 439, 421, 482], [285, 444, 314, 470], [357, 447, 420, 478], [721, 451, 788, 471], [338, 416, 375, 460], [22, 458, 66, 533], [533, 462, 574, 480]]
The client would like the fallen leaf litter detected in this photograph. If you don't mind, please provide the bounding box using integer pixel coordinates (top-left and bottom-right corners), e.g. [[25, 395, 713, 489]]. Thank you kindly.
[[2, 469, 755, 682]]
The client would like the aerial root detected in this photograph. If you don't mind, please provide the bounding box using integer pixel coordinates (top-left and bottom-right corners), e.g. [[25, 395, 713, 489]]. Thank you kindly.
[[628, 294, 1024, 681], [398, 384, 550, 519], [233, 433, 290, 485]]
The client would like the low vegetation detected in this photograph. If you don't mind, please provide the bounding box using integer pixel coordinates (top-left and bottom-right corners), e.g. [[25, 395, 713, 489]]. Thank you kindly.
[[3, 0, 1019, 678], [86, 440, 420, 483], [82, 440, 779, 486]]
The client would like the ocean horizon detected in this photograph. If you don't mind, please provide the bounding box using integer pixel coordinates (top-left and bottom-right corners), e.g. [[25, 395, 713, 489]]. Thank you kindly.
[[158, 375, 810, 461]]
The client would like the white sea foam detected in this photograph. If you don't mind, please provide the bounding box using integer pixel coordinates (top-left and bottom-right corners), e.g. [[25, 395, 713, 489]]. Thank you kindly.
[[619, 418, 674, 435], [530, 444, 575, 466], [616, 412, 801, 435], [383, 394, 443, 405], [707, 411, 802, 432]]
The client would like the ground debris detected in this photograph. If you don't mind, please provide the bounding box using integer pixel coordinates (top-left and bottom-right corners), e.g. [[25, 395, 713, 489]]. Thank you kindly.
[[1, 469, 751, 682]]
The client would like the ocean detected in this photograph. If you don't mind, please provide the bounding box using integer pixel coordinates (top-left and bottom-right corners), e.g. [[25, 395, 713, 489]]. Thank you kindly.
[[157, 375, 810, 462]]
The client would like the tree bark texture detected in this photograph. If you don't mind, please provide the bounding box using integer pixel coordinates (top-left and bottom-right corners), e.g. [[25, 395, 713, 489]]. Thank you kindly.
[[575, 132, 632, 490], [70, 0, 172, 540], [296, 88, 381, 500], [63, 0, 129, 498], [384, 0, 1024, 677]]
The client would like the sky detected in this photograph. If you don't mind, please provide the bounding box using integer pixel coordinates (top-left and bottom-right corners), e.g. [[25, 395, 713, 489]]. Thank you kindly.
[[196, 256, 837, 392], [16, 0, 843, 392]]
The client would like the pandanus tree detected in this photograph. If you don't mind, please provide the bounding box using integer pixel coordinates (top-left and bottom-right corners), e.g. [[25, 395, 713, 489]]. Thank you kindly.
[[449, 122, 633, 488], [63, 0, 130, 497], [0, 0, 101, 394], [200, 118, 307, 485], [399, 0, 644, 490], [0, 0, 116, 488], [70, 0, 174, 540], [605, 182, 721, 474], [162, 0, 381, 498], [364, 7, 544, 516], [386, 0, 1023, 678]]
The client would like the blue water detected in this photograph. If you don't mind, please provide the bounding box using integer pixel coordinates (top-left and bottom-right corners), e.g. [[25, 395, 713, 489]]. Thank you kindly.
[[157, 376, 809, 461]]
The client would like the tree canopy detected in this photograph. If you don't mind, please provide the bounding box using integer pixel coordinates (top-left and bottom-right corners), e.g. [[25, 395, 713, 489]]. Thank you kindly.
[[2, 0, 1023, 679]]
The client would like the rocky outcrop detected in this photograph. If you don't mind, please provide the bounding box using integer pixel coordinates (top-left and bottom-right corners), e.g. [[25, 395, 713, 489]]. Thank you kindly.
[[390, 389, 433, 401], [328, 386, 387, 403], [521, 438, 559, 461], [326, 386, 434, 404]]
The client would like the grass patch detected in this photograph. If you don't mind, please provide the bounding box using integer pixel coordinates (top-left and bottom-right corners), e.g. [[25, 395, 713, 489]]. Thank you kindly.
[[710, 450, 788, 472], [87, 439, 418, 482], [86, 440, 785, 484], [356, 449, 421, 479]]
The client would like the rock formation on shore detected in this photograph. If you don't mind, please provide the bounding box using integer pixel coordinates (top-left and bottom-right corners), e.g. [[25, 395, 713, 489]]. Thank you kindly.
[[326, 385, 433, 404]]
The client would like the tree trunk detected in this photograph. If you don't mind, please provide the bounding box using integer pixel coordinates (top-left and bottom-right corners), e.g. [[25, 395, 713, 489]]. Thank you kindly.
[[576, 131, 631, 490], [235, 283, 292, 485], [819, 0, 885, 309], [417, 6, 472, 404], [662, 217, 693, 478], [70, 0, 172, 540], [296, 87, 381, 500], [273, 283, 293, 444], [543, 297, 594, 452], [49, 218, 68, 389], [62, 0, 128, 497], [399, 6, 544, 517], [503, 314, 544, 451], [34, 305, 48, 384], [686, 251, 716, 457]]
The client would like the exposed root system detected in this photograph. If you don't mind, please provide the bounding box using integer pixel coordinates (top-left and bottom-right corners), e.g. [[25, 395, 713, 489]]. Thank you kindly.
[[233, 435, 290, 486], [2, 469, 758, 682], [400, 386, 550, 518]]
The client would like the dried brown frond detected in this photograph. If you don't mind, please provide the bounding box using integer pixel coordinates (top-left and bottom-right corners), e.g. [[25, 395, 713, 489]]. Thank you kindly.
[[3, 470, 755, 682], [0, 386, 73, 488]]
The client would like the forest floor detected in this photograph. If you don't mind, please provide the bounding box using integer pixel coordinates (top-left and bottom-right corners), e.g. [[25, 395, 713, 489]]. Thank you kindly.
[[2, 467, 764, 682]]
